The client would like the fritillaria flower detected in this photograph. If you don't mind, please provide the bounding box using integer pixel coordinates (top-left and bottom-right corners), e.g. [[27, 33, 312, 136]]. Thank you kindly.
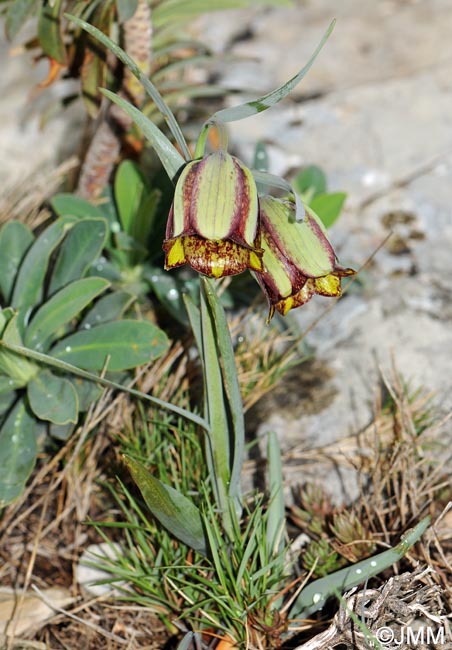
[[256, 196, 355, 321], [163, 151, 264, 278]]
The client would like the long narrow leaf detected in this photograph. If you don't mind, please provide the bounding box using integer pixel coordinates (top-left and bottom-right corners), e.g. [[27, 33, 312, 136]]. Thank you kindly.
[[252, 169, 305, 222], [0, 339, 209, 431], [101, 89, 185, 181], [65, 14, 191, 161], [11, 217, 76, 332], [266, 431, 285, 559], [289, 516, 431, 619], [182, 294, 202, 354], [48, 218, 108, 294], [176, 632, 199, 650], [153, 0, 291, 28], [199, 282, 231, 532], [0, 221, 34, 303], [38, 0, 66, 64], [212, 20, 335, 123], [202, 278, 244, 510], [124, 455, 207, 556], [5, 0, 37, 40]]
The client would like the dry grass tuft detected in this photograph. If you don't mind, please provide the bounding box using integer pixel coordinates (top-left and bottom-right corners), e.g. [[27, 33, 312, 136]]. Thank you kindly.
[[0, 342, 191, 650], [285, 364, 452, 646]]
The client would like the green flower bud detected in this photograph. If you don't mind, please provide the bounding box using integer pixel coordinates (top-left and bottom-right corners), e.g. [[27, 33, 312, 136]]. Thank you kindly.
[[256, 196, 355, 321], [163, 151, 263, 278]]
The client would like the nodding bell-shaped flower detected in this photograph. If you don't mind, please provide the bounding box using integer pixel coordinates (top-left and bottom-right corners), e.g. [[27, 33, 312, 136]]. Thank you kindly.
[[163, 151, 264, 278], [256, 196, 355, 321]]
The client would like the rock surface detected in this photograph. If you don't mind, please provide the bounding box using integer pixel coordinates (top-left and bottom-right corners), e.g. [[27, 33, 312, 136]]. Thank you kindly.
[[196, 0, 452, 499]]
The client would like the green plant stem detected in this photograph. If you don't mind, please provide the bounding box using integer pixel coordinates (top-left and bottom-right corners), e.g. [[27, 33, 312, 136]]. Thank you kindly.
[[0, 340, 209, 431]]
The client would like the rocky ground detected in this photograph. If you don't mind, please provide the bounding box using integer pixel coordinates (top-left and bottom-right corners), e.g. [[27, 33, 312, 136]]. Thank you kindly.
[[195, 0, 452, 494], [2, 0, 452, 501]]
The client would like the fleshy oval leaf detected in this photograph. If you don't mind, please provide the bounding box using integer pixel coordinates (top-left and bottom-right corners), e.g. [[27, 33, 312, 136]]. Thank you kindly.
[[50, 320, 169, 371], [0, 397, 37, 507], [0, 221, 34, 303], [25, 277, 110, 349], [27, 369, 79, 425]]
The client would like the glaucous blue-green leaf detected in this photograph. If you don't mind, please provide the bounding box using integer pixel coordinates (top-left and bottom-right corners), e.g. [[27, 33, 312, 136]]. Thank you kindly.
[[69, 376, 103, 412], [252, 170, 305, 223], [182, 294, 202, 354], [38, 0, 66, 64], [0, 314, 39, 385], [0, 397, 37, 507], [176, 632, 199, 650], [152, 0, 291, 28], [0, 338, 208, 430], [27, 369, 78, 425], [49, 421, 76, 441], [266, 431, 285, 559], [0, 378, 18, 416], [50, 320, 169, 371], [289, 516, 431, 619], [114, 160, 146, 234], [114, 162, 161, 258], [293, 165, 327, 198], [124, 455, 207, 556], [116, 0, 139, 23], [0, 393, 16, 417], [253, 141, 269, 173], [211, 20, 334, 124], [25, 277, 110, 350], [87, 257, 123, 283], [66, 14, 191, 162], [11, 217, 76, 331], [0, 221, 34, 303], [80, 291, 134, 330], [0, 374, 24, 396], [199, 283, 230, 526], [202, 278, 244, 511], [101, 89, 185, 181], [5, 0, 37, 41], [51, 194, 105, 220], [310, 192, 347, 229], [48, 218, 109, 295], [147, 269, 197, 326]]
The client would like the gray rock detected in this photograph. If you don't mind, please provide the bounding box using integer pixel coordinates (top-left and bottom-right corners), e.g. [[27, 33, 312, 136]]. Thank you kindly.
[[194, 0, 452, 499]]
